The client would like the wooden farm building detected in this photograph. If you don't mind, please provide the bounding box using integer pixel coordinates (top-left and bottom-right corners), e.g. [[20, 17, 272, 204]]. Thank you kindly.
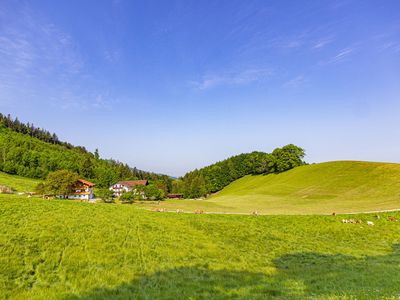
[[167, 193, 184, 199]]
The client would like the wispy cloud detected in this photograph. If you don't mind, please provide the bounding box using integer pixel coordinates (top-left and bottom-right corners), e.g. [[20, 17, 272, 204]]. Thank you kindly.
[[0, 3, 114, 110], [103, 48, 122, 63], [332, 47, 354, 62], [0, 11, 83, 77], [322, 46, 356, 65], [379, 42, 400, 54], [312, 37, 334, 50], [51, 89, 120, 111], [283, 75, 308, 88], [191, 68, 272, 90]]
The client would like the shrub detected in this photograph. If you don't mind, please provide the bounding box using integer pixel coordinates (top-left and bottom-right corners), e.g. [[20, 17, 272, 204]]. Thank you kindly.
[[96, 188, 114, 203], [144, 184, 165, 200], [119, 191, 135, 204]]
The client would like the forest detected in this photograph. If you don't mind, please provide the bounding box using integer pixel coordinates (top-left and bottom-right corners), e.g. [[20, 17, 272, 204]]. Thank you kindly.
[[0, 113, 88, 152], [0, 114, 172, 190], [0, 113, 305, 198], [175, 144, 306, 198]]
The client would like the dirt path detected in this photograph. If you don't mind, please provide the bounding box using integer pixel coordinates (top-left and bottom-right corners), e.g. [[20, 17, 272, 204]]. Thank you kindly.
[[343, 208, 400, 215]]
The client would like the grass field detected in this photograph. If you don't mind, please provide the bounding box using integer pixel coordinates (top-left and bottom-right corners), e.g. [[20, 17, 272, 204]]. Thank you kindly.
[[1, 196, 399, 299], [0, 171, 40, 192], [140, 161, 400, 215]]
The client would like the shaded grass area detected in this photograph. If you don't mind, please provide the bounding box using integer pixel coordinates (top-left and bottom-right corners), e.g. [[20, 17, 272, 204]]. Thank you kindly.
[[0, 197, 399, 299], [141, 161, 400, 215], [0, 171, 40, 192]]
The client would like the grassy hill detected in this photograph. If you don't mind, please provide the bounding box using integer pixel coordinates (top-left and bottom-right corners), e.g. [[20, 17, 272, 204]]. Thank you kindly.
[[0, 125, 169, 188], [0, 196, 399, 299], [4, 160, 397, 215], [0, 170, 40, 192], [141, 161, 400, 215], [210, 161, 400, 214]]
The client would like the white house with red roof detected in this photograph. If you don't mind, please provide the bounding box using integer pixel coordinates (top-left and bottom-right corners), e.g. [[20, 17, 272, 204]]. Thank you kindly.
[[59, 179, 95, 200], [109, 180, 148, 197]]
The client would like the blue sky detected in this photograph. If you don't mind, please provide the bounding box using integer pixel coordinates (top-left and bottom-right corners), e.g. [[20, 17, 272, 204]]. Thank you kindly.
[[0, 0, 399, 176]]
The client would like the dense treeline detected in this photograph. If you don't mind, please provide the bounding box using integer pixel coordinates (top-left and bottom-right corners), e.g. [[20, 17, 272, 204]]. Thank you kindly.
[[176, 144, 306, 198], [0, 113, 304, 198], [0, 118, 172, 189], [0, 113, 88, 152]]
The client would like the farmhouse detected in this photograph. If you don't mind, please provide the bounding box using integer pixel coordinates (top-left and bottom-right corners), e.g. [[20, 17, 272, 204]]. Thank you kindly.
[[59, 179, 95, 200], [109, 180, 148, 197]]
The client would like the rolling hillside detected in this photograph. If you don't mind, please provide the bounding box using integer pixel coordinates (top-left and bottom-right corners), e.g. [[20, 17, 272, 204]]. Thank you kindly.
[[0, 118, 172, 189], [209, 161, 400, 214], [0, 171, 40, 192], [141, 161, 400, 214]]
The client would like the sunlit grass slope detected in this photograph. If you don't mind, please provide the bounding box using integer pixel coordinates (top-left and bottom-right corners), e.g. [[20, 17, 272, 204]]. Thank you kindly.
[[209, 161, 400, 214], [0, 171, 40, 192], [0, 197, 399, 299]]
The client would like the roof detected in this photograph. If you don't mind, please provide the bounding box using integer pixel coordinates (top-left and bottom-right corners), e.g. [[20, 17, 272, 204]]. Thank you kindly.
[[167, 193, 184, 198], [78, 179, 95, 187], [117, 180, 148, 187]]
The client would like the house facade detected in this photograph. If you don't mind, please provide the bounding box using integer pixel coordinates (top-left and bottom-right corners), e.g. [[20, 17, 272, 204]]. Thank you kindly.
[[109, 180, 148, 197], [58, 179, 95, 200]]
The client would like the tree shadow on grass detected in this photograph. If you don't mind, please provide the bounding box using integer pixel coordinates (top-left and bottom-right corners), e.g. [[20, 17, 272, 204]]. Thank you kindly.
[[65, 267, 273, 300], [65, 245, 400, 300], [274, 244, 400, 298]]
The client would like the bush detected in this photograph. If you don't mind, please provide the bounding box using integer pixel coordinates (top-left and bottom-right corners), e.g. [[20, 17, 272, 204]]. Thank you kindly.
[[144, 184, 165, 200], [119, 191, 135, 204], [96, 188, 114, 203], [38, 170, 79, 197]]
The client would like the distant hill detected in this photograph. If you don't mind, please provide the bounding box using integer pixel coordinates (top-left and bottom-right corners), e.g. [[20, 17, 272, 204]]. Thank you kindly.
[[205, 161, 400, 214]]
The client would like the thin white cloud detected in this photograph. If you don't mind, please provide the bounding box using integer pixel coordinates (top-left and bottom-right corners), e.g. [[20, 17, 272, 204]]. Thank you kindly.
[[53, 91, 119, 111], [192, 68, 272, 90], [0, 3, 115, 111], [0, 11, 83, 76], [321, 47, 356, 65], [312, 37, 334, 50], [103, 48, 121, 63], [380, 42, 400, 54], [283, 75, 308, 88], [332, 47, 354, 61], [265, 33, 309, 50], [92, 94, 116, 110]]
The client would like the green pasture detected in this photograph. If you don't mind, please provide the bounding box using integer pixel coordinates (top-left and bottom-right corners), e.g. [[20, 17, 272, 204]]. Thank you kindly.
[[0, 171, 40, 192], [0, 196, 399, 299], [142, 161, 400, 214]]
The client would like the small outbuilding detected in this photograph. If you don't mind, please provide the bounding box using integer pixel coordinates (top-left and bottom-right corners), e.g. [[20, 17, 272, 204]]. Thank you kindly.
[[167, 193, 184, 199]]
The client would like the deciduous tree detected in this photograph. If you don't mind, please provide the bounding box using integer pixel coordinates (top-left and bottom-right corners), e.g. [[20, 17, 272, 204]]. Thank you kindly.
[[43, 170, 80, 197]]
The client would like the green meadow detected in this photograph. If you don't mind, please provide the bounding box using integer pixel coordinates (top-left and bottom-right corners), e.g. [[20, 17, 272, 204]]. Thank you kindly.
[[0, 171, 40, 193], [1, 162, 400, 299], [141, 161, 400, 215], [1, 196, 400, 299]]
